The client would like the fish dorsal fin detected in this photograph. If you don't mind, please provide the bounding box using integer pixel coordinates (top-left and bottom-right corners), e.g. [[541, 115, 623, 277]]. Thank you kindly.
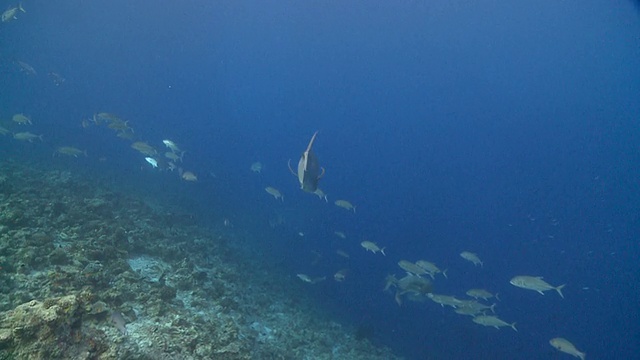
[[305, 131, 319, 153]]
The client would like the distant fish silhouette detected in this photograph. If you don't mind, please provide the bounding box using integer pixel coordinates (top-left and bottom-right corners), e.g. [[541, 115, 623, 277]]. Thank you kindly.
[[288, 131, 325, 192]]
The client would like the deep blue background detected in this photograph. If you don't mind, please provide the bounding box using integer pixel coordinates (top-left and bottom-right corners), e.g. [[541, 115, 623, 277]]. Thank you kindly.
[[2, 1, 639, 359]]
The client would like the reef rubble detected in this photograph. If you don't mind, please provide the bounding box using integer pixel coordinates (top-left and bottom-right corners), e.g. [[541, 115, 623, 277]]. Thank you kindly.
[[0, 160, 402, 359]]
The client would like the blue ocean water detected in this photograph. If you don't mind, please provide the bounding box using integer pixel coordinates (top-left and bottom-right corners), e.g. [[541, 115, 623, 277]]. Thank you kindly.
[[2, 1, 639, 359]]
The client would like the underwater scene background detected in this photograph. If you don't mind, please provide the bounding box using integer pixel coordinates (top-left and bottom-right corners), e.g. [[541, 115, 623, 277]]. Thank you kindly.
[[1, 1, 639, 359]]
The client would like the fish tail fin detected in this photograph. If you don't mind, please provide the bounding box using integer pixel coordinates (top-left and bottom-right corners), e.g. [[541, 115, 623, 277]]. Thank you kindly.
[[19, 2, 26, 13], [442, 269, 448, 279], [38, 135, 43, 141], [480, 261, 484, 268], [555, 284, 566, 298], [352, 206, 356, 213], [495, 292, 500, 301], [578, 351, 586, 360], [83, 150, 88, 157], [490, 303, 496, 313], [510, 322, 517, 332], [380, 247, 386, 256]]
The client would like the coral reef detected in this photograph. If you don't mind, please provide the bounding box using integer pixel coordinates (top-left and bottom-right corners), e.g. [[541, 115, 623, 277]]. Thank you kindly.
[[0, 160, 401, 359]]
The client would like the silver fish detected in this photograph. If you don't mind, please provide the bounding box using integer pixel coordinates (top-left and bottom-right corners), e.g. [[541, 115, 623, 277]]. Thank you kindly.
[[288, 131, 325, 192]]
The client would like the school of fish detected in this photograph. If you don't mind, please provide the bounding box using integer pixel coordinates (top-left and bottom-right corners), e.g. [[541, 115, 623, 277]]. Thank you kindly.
[[1, 7, 588, 357]]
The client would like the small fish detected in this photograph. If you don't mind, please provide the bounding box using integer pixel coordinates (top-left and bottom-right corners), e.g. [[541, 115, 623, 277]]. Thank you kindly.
[[13, 132, 42, 142], [110, 311, 128, 336], [333, 269, 348, 282], [15, 60, 36, 75], [250, 161, 263, 173], [313, 188, 328, 202], [361, 241, 385, 255], [181, 171, 198, 181], [472, 315, 517, 332], [2, 3, 26, 23], [94, 112, 121, 123], [145, 157, 158, 168], [288, 131, 325, 192], [265, 187, 284, 201], [334, 200, 356, 212], [549, 337, 586, 360], [336, 249, 349, 258], [48, 72, 65, 86], [296, 274, 326, 284], [107, 119, 131, 132], [55, 146, 87, 158], [164, 151, 183, 162], [454, 306, 485, 317], [510, 275, 566, 298], [460, 251, 483, 267], [415, 260, 447, 279], [456, 299, 496, 314], [334, 231, 346, 239], [466, 288, 500, 302], [427, 293, 463, 308], [0, 126, 10, 135], [131, 141, 157, 156], [117, 131, 134, 140], [12, 113, 31, 125], [398, 260, 429, 277], [162, 139, 181, 153]]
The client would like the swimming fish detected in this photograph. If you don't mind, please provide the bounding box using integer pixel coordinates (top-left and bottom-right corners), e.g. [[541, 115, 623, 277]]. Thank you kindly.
[[265, 186, 284, 201], [361, 241, 385, 255], [2, 3, 25, 23], [288, 131, 325, 192], [55, 146, 87, 158], [162, 139, 180, 151], [549, 337, 586, 360], [13, 132, 42, 142], [460, 251, 483, 267], [145, 157, 158, 168], [181, 171, 198, 181], [12, 113, 31, 125], [110, 311, 127, 336], [472, 315, 517, 332], [510, 275, 566, 298], [334, 200, 356, 212]]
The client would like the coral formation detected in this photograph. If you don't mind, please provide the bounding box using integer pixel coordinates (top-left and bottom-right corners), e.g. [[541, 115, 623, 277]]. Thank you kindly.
[[0, 161, 401, 359]]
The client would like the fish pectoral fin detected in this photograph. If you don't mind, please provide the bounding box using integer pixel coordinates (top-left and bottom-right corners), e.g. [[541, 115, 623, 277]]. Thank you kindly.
[[317, 167, 326, 179], [537, 290, 545, 295], [287, 159, 297, 176]]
